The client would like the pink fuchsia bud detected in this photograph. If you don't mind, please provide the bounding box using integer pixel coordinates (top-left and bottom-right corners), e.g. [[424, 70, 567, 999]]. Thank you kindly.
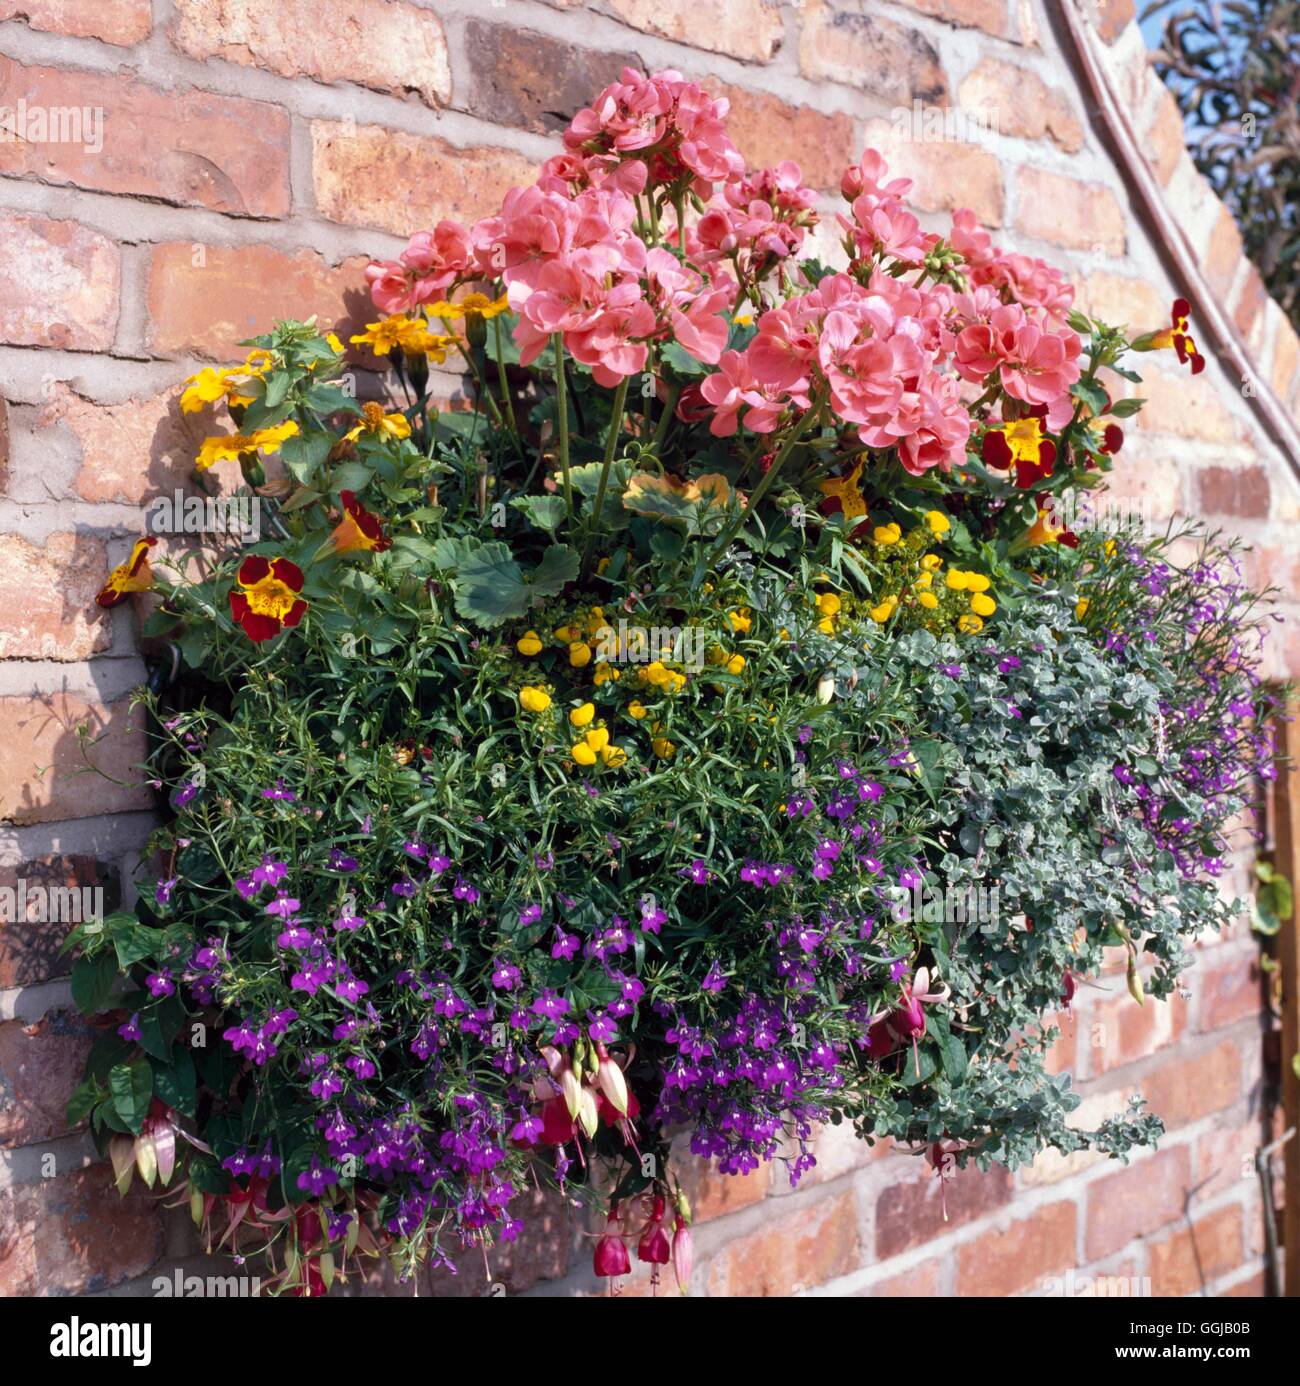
[[594, 1208, 631, 1279], [671, 1215, 693, 1294], [1060, 970, 1076, 1006], [595, 1042, 629, 1116], [637, 1194, 670, 1265]]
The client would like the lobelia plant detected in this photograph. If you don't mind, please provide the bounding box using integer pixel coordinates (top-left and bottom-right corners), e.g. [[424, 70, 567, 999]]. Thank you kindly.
[[71, 66, 1276, 1296]]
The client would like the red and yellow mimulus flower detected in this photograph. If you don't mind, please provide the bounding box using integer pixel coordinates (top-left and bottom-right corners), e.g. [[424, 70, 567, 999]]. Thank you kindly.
[[981, 416, 1056, 489], [324, 491, 392, 556], [1142, 297, 1206, 375], [230, 556, 307, 643], [96, 537, 157, 608]]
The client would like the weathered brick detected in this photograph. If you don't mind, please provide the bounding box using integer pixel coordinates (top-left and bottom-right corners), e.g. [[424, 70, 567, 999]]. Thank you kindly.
[[1084, 1143, 1190, 1260], [0, 0, 150, 45], [0, 1009, 95, 1146], [1148, 1203, 1242, 1296], [673, 1130, 772, 1220], [464, 22, 641, 136], [892, 0, 1008, 37], [1095, 0, 1136, 43], [0, 532, 113, 660], [1139, 1039, 1244, 1130], [1197, 464, 1271, 520], [0, 395, 8, 491], [425, 1186, 570, 1295], [1080, 271, 1167, 335], [145, 242, 368, 361], [0, 855, 119, 989], [0, 1164, 163, 1295], [1132, 367, 1235, 444], [707, 82, 855, 192], [1146, 85, 1186, 186], [0, 693, 151, 825], [172, 0, 451, 107], [1270, 320, 1300, 402], [798, 1121, 892, 1186], [799, 2, 948, 105], [1192, 947, 1263, 1032], [704, 1190, 859, 1295], [855, 1255, 944, 1296], [1202, 202, 1243, 300], [0, 215, 119, 351], [956, 1200, 1075, 1295], [41, 384, 205, 507], [1231, 264, 1268, 346], [607, 0, 783, 63], [0, 58, 289, 217], [957, 57, 1083, 152], [860, 117, 1003, 227], [1084, 983, 1187, 1077], [1015, 167, 1126, 256], [311, 122, 535, 238], [876, 1158, 1011, 1258]]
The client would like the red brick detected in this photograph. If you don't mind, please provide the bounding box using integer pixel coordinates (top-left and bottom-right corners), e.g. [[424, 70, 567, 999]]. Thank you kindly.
[[0, 1009, 96, 1146], [1231, 265, 1268, 345], [1147, 1203, 1242, 1295], [1270, 321, 1299, 402], [893, 0, 1007, 36], [799, 3, 948, 105], [0, 855, 118, 989], [0, 0, 150, 45], [1192, 948, 1263, 1032], [1080, 271, 1168, 334], [704, 1190, 859, 1295], [0, 58, 289, 218], [875, 1157, 1012, 1257], [1203, 202, 1243, 299], [608, 0, 783, 63], [0, 395, 8, 492], [0, 693, 151, 825], [172, 0, 451, 108], [0, 1165, 163, 1295], [956, 1200, 1075, 1295], [1222, 1268, 1267, 1296], [425, 1186, 570, 1295], [1084, 1144, 1191, 1260], [958, 57, 1083, 152], [856, 1255, 944, 1296], [860, 117, 1003, 227], [1197, 464, 1270, 520], [1146, 86, 1186, 186], [145, 242, 369, 361], [311, 122, 535, 238], [1095, 0, 1136, 43], [1131, 367, 1234, 444], [707, 82, 856, 193], [673, 1132, 772, 1221], [1085, 984, 1187, 1077], [464, 22, 642, 136], [41, 384, 205, 507], [0, 214, 119, 351], [1140, 1040, 1243, 1130], [1015, 167, 1126, 256], [0, 533, 112, 661], [800, 1122, 892, 1185]]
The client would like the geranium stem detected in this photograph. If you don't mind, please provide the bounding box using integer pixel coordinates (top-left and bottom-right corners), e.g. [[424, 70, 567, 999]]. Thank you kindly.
[[553, 334, 574, 520], [583, 375, 629, 577], [653, 381, 681, 452], [494, 313, 517, 434]]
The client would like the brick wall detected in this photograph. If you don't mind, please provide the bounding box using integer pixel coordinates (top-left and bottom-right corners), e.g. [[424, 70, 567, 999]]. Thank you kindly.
[[2, 0, 1296, 1298]]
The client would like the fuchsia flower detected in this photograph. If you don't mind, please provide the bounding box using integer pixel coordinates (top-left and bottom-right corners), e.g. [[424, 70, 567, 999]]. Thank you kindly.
[[593, 1205, 632, 1280]]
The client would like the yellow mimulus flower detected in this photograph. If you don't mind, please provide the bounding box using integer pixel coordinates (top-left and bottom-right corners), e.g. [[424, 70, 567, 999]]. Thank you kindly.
[[726, 609, 752, 634], [427, 292, 509, 322], [180, 367, 255, 414]]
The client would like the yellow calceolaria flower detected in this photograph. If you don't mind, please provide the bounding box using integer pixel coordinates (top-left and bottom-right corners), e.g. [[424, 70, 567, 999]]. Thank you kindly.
[[600, 743, 628, 767], [519, 685, 551, 714], [344, 401, 412, 442], [726, 654, 745, 676], [628, 701, 647, 720], [196, 420, 299, 471], [817, 617, 836, 636], [964, 573, 990, 594], [584, 727, 610, 754], [816, 592, 841, 618], [869, 596, 898, 624], [180, 366, 255, 415], [426, 293, 509, 323], [571, 741, 597, 766], [569, 702, 595, 727], [652, 736, 676, 759], [727, 608, 752, 634], [924, 510, 951, 537], [1076, 597, 1091, 619], [958, 613, 984, 634], [554, 623, 581, 644], [592, 663, 621, 686], [945, 569, 970, 591], [873, 522, 902, 546], [516, 630, 543, 657], [571, 726, 620, 768], [914, 571, 933, 590], [970, 592, 997, 618], [918, 591, 939, 610], [920, 554, 943, 572], [568, 641, 593, 668]]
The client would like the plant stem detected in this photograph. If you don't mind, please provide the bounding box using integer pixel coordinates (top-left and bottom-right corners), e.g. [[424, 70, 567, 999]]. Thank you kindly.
[[492, 314, 517, 435], [706, 385, 829, 564], [582, 375, 629, 577], [553, 334, 574, 520], [652, 381, 682, 452]]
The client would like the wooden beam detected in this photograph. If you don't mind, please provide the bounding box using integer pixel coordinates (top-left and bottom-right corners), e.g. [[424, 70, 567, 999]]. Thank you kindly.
[[1270, 698, 1300, 1296]]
